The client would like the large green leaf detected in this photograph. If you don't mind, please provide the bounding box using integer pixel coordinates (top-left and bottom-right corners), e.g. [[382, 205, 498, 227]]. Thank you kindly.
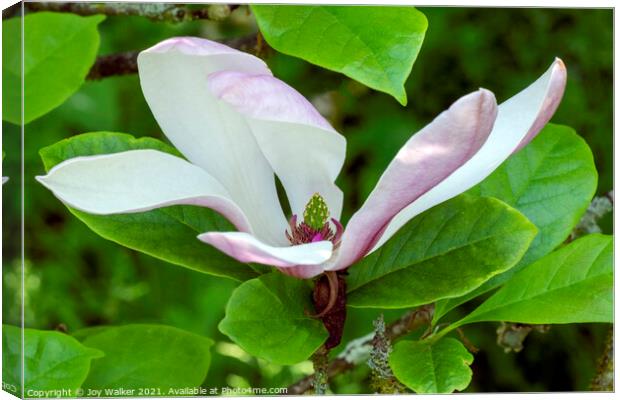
[[219, 272, 328, 365], [39, 132, 258, 281], [75, 324, 213, 393], [251, 5, 427, 105], [3, 12, 104, 125], [434, 124, 597, 320], [346, 195, 537, 308], [3, 325, 103, 397], [454, 234, 612, 326], [389, 337, 473, 393]]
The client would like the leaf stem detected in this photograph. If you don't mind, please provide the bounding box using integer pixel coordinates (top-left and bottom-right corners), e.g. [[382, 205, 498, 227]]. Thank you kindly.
[[428, 320, 462, 343]]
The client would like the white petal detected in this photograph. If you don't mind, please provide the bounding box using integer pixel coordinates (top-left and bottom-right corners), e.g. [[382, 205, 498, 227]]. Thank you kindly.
[[209, 71, 346, 219], [36, 149, 251, 233], [369, 58, 567, 252], [138, 37, 288, 244], [198, 231, 332, 278]]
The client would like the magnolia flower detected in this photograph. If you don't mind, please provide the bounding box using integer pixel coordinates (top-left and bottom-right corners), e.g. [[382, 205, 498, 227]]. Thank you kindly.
[[37, 38, 566, 286]]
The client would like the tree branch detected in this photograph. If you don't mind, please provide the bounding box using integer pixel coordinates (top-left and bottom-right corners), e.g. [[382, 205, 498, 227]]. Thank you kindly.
[[25, 2, 235, 23], [86, 34, 263, 80], [23, 2, 259, 81], [87, 51, 139, 80], [287, 304, 434, 395]]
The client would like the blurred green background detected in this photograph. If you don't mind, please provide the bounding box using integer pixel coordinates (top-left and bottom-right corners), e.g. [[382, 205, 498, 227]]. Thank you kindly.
[[2, 6, 612, 393]]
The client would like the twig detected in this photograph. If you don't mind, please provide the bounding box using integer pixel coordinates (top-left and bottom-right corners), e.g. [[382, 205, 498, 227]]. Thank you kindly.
[[287, 304, 434, 395], [87, 51, 139, 80], [85, 34, 262, 81], [25, 2, 234, 23], [456, 327, 479, 354]]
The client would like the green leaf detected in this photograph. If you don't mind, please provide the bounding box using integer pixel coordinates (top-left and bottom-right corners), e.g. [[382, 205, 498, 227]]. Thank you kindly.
[[390, 337, 473, 393], [251, 5, 427, 105], [346, 195, 537, 308], [3, 12, 104, 125], [75, 324, 213, 393], [3, 325, 103, 396], [39, 132, 258, 281], [219, 272, 328, 365], [434, 124, 597, 320], [454, 234, 612, 326]]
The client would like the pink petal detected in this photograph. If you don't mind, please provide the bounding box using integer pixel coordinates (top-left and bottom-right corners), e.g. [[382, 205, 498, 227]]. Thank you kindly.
[[198, 232, 333, 279], [277, 264, 328, 279], [333, 89, 498, 270], [146, 36, 248, 56], [208, 71, 346, 220], [208, 71, 334, 131], [368, 59, 567, 254], [513, 58, 567, 151]]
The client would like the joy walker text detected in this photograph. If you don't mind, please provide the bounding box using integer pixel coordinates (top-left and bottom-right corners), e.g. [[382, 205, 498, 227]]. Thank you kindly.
[[85, 388, 166, 396]]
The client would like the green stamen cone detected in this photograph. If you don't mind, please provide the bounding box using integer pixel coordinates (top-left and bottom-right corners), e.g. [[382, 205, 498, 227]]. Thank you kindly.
[[304, 193, 330, 230]]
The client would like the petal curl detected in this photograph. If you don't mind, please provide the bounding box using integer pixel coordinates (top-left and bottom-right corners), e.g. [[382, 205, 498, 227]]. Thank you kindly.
[[198, 231, 332, 278], [369, 58, 567, 253], [36, 149, 251, 233], [209, 71, 346, 219], [333, 89, 498, 270], [138, 37, 288, 244]]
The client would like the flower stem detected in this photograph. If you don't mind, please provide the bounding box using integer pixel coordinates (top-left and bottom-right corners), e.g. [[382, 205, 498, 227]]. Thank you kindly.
[[312, 271, 347, 349], [312, 271, 339, 318]]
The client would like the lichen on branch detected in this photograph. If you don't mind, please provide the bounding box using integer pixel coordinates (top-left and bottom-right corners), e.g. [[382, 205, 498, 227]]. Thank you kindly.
[[287, 304, 433, 394], [368, 314, 405, 393]]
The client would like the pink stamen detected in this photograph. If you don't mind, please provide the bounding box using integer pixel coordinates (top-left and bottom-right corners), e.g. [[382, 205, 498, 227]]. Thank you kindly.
[[286, 214, 342, 248], [311, 233, 324, 242], [330, 218, 344, 246]]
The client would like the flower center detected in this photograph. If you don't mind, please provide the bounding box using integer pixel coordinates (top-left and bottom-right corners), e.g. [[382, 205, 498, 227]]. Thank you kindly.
[[286, 193, 343, 246]]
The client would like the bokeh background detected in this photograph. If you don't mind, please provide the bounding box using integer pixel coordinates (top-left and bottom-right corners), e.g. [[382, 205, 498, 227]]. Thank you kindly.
[[2, 5, 613, 393]]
